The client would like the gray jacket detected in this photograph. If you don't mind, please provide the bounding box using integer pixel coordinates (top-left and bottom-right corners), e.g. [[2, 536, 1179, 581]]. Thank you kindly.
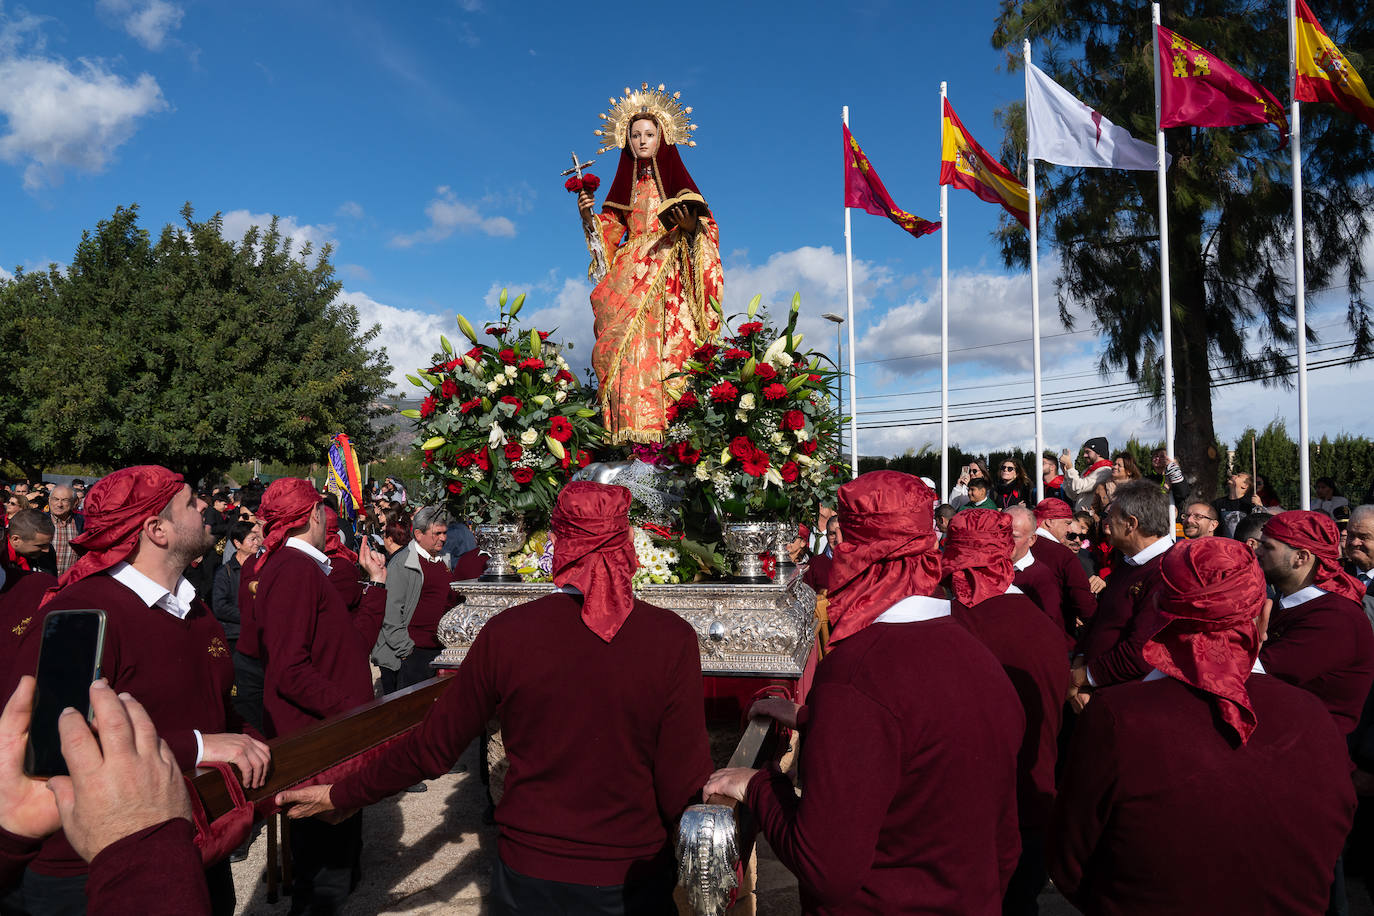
[[371, 541, 449, 671]]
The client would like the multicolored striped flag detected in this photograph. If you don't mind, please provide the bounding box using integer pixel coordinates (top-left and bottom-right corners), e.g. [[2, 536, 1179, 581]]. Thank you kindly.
[[939, 99, 1031, 228], [326, 432, 364, 519]]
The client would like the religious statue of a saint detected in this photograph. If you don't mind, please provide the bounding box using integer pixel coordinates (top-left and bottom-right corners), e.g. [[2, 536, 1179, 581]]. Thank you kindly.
[[575, 83, 723, 445]]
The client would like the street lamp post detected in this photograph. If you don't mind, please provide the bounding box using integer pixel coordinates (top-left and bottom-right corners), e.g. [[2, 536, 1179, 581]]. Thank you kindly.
[[822, 312, 845, 458]]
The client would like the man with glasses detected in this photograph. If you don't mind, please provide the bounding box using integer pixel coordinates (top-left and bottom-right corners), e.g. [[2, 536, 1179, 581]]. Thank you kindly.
[[1344, 507, 1374, 629], [46, 486, 83, 577], [1181, 502, 1220, 540]]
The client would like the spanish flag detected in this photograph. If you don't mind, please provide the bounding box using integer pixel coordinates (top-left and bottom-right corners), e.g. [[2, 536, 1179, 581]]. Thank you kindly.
[[1295, 0, 1374, 131], [940, 99, 1030, 228]]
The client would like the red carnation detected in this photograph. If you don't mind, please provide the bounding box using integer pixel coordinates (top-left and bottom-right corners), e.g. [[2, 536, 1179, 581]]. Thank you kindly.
[[581, 174, 600, 192], [504, 442, 523, 461], [738, 321, 764, 336], [710, 381, 738, 403], [499, 348, 517, 365], [782, 410, 805, 431], [753, 363, 776, 380], [443, 357, 461, 371], [475, 447, 490, 471], [691, 343, 719, 362], [800, 439, 819, 455], [447, 481, 463, 495], [511, 467, 535, 484], [549, 415, 573, 442], [762, 383, 788, 401], [441, 379, 458, 400], [808, 373, 822, 382], [741, 449, 770, 477], [677, 391, 699, 410], [500, 395, 523, 413], [729, 436, 757, 460], [486, 326, 509, 336], [420, 395, 438, 418], [665, 404, 679, 423], [455, 451, 473, 467], [466, 346, 485, 359], [577, 450, 591, 467], [675, 441, 701, 465], [780, 461, 799, 483], [538, 330, 551, 340], [519, 357, 546, 371], [723, 348, 750, 360], [554, 369, 576, 384], [459, 397, 482, 414]]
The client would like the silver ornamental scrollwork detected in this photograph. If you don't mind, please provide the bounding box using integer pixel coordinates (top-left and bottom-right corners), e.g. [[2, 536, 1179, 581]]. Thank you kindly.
[[676, 804, 740, 916]]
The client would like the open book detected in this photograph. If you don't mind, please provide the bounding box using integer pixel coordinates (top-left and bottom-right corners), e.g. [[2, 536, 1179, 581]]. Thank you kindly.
[[656, 191, 708, 231]]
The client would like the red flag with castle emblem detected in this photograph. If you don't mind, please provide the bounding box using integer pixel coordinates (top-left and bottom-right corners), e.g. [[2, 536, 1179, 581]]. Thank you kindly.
[[844, 125, 940, 239], [1157, 25, 1287, 141]]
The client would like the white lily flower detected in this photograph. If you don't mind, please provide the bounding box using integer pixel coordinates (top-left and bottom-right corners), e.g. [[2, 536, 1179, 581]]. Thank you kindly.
[[765, 467, 784, 487], [489, 424, 507, 448]]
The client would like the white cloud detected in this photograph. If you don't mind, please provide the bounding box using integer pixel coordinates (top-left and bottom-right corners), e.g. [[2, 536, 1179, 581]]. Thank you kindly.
[[455, 0, 482, 11], [0, 264, 12, 282], [389, 186, 516, 247], [335, 289, 451, 391], [219, 210, 336, 263], [96, 0, 184, 51], [336, 200, 364, 219], [0, 42, 166, 189]]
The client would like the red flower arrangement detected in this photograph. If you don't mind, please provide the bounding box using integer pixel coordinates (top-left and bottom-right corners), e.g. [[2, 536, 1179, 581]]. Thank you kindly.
[[563, 173, 601, 193]]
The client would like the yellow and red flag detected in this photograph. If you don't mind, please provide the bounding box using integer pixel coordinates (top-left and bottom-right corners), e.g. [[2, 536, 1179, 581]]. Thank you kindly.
[[1294, 0, 1374, 131], [844, 125, 940, 239], [1157, 25, 1287, 140], [939, 100, 1030, 228]]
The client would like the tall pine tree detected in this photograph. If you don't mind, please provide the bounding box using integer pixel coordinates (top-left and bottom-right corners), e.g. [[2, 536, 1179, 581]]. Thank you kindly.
[[992, 0, 1374, 497]]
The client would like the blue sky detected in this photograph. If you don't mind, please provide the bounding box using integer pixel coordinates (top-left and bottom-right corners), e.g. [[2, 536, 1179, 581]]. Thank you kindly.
[[2, 0, 1370, 473]]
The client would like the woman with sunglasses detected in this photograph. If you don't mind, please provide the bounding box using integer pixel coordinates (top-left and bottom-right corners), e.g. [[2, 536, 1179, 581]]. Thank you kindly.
[[994, 458, 1032, 509]]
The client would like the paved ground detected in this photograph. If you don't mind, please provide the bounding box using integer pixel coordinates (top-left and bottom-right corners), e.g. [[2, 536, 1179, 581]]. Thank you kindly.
[[230, 738, 1374, 915]]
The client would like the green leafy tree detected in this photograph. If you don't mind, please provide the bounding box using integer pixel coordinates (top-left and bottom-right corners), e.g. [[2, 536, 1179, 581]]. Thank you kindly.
[[0, 204, 392, 484], [991, 0, 1374, 499]]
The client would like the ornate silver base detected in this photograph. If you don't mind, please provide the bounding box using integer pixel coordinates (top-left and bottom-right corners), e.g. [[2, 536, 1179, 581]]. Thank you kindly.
[[676, 804, 740, 916], [722, 521, 775, 583], [472, 522, 525, 582]]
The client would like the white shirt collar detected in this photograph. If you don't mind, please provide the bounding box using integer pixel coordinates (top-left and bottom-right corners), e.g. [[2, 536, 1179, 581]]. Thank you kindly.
[[1143, 656, 1266, 682], [286, 537, 332, 575], [1125, 536, 1173, 567], [1279, 585, 1326, 609], [414, 542, 443, 563], [1005, 584, 1024, 595], [873, 594, 951, 624], [108, 561, 198, 620], [553, 584, 584, 596], [1035, 526, 1059, 543], [1013, 551, 1035, 571]]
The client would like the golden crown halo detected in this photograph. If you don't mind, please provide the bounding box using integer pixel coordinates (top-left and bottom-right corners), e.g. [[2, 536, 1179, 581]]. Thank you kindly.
[[595, 82, 698, 154]]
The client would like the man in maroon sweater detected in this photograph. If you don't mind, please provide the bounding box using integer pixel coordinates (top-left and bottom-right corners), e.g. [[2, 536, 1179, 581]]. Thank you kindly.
[[277, 482, 712, 914], [0, 677, 211, 915], [1026, 499, 1097, 640], [706, 472, 1023, 915], [1255, 510, 1374, 738], [1071, 480, 1174, 702], [2, 466, 270, 916], [1051, 537, 1354, 914], [255, 478, 388, 915], [942, 509, 1069, 916], [0, 510, 57, 680]]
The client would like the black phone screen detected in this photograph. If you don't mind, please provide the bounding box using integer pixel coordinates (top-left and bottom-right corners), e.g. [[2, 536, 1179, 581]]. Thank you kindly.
[[25, 610, 106, 778]]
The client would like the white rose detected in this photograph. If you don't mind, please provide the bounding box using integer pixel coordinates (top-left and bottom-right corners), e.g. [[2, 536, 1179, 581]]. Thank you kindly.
[[694, 464, 711, 481], [770, 431, 784, 445], [735, 410, 749, 422], [739, 393, 756, 411], [794, 428, 810, 441], [555, 390, 568, 403], [505, 365, 517, 378], [486, 380, 500, 393], [520, 428, 539, 445]]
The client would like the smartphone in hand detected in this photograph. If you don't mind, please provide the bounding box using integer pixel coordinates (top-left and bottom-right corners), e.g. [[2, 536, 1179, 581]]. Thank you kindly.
[[25, 609, 107, 778]]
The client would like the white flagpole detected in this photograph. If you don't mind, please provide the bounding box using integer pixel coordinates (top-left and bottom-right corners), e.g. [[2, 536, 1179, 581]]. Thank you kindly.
[[1152, 3, 1176, 467], [1288, 0, 1311, 508], [1024, 42, 1045, 504], [939, 82, 951, 500], [843, 106, 859, 480]]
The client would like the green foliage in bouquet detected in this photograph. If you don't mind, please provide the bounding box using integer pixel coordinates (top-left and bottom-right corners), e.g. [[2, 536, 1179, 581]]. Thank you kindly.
[[400, 289, 603, 528], [664, 293, 847, 524]]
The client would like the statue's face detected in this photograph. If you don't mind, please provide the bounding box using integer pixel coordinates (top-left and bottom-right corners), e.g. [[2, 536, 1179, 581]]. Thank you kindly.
[[630, 118, 660, 159]]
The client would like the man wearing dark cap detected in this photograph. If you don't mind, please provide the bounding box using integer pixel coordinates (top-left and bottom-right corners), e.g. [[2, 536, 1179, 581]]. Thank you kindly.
[[1255, 510, 1374, 738], [4, 466, 270, 916], [704, 472, 1023, 914], [1010, 502, 1097, 643], [1051, 538, 1354, 913], [1058, 437, 1114, 512], [277, 482, 712, 914], [943, 509, 1069, 916], [255, 477, 389, 915]]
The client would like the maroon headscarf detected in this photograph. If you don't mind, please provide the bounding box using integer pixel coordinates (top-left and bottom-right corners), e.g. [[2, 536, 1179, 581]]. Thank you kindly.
[[259, 478, 322, 565], [601, 119, 707, 216], [551, 482, 638, 642], [1143, 537, 1267, 744], [941, 509, 1015, 607], [826, 471, 942, 643], [1263, 510, 1365, 604], [322, 504, 358, 566], [1034, 498, 1073, 524], [45, 466, 185, 605]]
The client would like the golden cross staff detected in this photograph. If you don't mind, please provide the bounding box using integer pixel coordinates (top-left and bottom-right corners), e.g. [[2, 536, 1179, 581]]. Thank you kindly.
[[562, 151, 608, 282]]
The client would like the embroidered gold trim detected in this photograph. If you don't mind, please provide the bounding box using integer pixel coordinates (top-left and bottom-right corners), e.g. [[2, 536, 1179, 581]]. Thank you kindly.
[[595, 83, 699, 154]]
